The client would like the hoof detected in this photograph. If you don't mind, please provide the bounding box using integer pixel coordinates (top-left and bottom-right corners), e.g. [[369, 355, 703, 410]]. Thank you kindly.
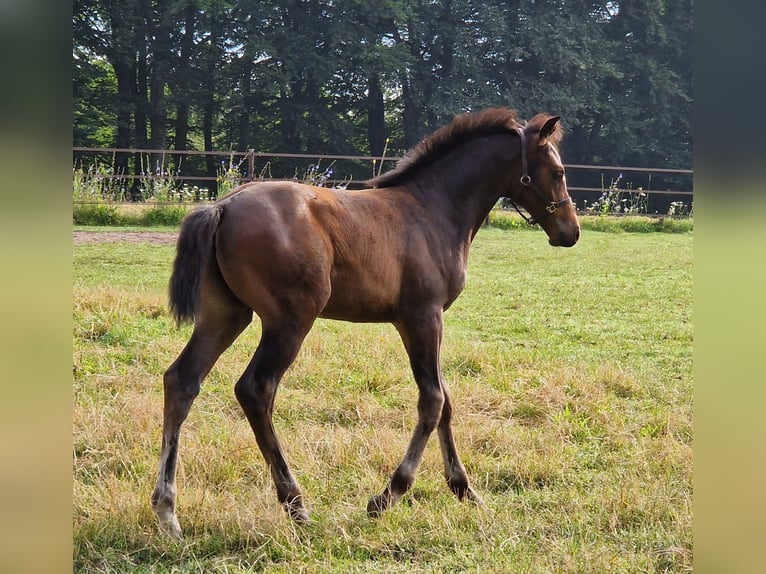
[[464, 486, 485, 506], [156, 514, 183, 539], [153, 500, 183, 538], [449, 479, 484, 506], [284, 500, 311, 524], [291, 508, 312, 525], [366, 494, 389, 518]]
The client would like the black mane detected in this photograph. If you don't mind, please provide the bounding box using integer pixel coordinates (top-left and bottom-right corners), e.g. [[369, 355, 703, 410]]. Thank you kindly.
[[368, 108, 523, 189]]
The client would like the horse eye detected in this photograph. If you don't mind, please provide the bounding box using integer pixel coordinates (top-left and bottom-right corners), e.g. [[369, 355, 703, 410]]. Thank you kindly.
[[552, 169, 564, 181]]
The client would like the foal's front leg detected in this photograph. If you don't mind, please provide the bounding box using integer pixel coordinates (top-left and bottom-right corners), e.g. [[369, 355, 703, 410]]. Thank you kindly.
[[367, 310, 447, 517]]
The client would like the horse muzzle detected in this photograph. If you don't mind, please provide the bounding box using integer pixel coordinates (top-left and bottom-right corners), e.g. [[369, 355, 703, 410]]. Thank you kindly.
[[548, 225, 580, 247]]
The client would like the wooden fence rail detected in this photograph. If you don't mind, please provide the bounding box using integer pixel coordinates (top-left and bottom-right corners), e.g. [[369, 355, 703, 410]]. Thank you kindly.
[[72, 147, 693, 213]]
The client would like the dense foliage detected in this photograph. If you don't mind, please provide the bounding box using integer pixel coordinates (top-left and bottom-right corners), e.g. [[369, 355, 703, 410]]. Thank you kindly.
[[73, 1, 692, 184]]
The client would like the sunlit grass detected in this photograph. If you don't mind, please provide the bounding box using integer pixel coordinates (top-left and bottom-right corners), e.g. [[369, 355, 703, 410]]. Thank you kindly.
[[73, 228, 692, 573]]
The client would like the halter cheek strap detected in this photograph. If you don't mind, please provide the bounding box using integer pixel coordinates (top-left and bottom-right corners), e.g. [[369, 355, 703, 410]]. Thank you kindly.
[[507, 127, 573, 226]]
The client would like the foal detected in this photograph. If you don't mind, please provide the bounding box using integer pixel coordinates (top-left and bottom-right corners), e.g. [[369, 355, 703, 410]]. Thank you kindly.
[[151, 108, 580, 536]]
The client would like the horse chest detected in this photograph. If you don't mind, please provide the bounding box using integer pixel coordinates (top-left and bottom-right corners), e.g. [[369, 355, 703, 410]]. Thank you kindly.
[[443, 266, 467, 308]]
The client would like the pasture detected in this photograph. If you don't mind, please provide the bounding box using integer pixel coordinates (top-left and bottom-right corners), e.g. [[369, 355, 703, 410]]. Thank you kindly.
[[73, 224, 692, 573]]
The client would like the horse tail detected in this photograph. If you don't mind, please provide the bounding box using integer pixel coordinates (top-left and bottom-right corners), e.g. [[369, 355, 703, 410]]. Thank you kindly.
[[168, 204, 224, 326]]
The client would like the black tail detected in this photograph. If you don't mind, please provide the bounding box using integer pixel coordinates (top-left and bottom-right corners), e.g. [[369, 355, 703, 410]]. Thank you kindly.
[[169, 204, 223, 326]]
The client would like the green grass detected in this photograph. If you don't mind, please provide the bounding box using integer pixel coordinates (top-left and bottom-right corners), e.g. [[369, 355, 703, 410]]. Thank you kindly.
[[73, 203, 192, 227], [73, 227, 692, 573], [73, 203, 693, 234], [489, 210, 693, 234], [73, 224, 180, 234]]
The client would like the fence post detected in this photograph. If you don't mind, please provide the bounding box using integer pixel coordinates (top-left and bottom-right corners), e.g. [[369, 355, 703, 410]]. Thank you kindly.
[[248, 149, 255, 181]]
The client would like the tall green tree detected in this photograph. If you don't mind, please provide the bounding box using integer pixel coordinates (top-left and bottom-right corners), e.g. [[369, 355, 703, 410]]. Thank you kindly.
[[73, 0, 693, 184], [73, 52, 118, 148], [601, 0, 692, 167]]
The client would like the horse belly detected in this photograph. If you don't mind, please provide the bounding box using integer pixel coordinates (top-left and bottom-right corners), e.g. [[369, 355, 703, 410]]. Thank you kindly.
[[319, 269, 400, 323]]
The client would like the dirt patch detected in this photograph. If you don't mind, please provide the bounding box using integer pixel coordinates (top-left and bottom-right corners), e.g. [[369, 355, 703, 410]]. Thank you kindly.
[[73, 231, 178, 245]]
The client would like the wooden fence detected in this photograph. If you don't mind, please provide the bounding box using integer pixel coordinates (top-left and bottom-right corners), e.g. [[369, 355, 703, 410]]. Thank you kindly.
[[72, 147, 693, 214]]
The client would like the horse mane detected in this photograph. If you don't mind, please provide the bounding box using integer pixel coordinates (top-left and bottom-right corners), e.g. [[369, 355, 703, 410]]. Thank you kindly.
[[368, 108, 526, 189]]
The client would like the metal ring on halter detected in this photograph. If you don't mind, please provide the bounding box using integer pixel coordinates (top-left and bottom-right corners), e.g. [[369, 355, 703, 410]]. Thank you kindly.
[[520, 174, 531, 186]]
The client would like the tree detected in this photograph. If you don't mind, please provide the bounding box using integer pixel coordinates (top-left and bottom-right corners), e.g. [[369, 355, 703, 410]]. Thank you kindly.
[[72, 0, 693, 191], [73, 53, 118, 148], [588, 0, 692, 203]]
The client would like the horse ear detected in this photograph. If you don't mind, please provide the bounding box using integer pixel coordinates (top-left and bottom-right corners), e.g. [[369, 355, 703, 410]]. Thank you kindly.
[[538, 116, 561, 147]]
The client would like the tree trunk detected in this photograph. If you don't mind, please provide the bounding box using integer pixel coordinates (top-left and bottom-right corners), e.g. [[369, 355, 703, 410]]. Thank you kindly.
[[111, 60, 133, 198], [400, 18, 421, 148], [400, 71, 420, 149], [236, 68, 252, 152], [203, 96, 216, 197], [367, 74, 386, 157], [175, 1, 196, 153], [149, 0, 172, 171]]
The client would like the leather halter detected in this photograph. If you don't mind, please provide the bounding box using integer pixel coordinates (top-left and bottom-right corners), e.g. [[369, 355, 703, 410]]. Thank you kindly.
[[506, 127, 573, 226]]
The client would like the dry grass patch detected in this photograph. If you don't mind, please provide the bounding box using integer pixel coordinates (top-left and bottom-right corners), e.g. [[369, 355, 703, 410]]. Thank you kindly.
[[73, 230, 692, 573]]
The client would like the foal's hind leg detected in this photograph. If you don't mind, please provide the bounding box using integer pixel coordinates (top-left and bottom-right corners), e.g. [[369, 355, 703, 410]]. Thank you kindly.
[[151, 300, 251, 537], [234, 318, 314, 523], [437, 383, 483, 505]]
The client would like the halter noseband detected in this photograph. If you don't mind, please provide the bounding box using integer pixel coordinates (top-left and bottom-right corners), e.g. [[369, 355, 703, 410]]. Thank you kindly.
[[506, 127, 573, 226]]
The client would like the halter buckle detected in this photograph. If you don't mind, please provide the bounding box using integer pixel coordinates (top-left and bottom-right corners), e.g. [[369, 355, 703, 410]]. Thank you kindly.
[[546, 203, 558, 214]]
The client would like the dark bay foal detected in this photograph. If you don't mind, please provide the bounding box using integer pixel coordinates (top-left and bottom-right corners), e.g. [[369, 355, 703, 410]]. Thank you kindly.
[[151, 108, 580, 536]]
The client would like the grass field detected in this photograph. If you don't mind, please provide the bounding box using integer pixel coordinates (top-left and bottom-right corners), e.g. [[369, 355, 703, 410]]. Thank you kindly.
[[73, 224, 692, 573]]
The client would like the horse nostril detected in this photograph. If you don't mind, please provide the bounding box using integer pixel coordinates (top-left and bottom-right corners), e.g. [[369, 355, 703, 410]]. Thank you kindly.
[[557, 226, 580, 247]]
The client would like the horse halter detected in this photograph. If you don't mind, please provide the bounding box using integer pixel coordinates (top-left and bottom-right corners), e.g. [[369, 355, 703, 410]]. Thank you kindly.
[[506, 127, 573, 226]]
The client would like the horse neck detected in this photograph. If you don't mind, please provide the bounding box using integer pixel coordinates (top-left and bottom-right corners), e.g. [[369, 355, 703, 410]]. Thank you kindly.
[[412, 133, 518, 242]]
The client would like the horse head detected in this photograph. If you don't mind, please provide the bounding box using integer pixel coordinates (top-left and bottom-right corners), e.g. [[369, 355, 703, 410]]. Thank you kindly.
[[507, 115, 580, 247]]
